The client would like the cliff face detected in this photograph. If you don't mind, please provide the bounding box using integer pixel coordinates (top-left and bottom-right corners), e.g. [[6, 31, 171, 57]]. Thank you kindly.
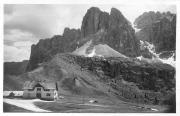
[[64, 54, 175, 92], [151, 16, 176, 52], [81, 7, 140, 57], [106, 8, 140, 57], [81, 7, 109, 37], [134, 11, 176, 53], [61, 54, 175, 104], [27, 7, 140, 71], [26, 28, 81, 71]]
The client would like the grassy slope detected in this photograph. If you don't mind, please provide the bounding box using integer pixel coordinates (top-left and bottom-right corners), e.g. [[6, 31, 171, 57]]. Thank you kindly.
[[3, 61, 29, 91], [4, 60, 28, 75], [4, 75, 24, 91], [34, 95, 167, 113]]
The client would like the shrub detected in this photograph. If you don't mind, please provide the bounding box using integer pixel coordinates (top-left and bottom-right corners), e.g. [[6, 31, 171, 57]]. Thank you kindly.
[[8, 92, 15, 97]]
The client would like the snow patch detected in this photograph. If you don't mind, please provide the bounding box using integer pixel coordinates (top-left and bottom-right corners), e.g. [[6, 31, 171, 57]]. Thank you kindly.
[[132, 24, 141, 33], [151, 108, 159, 111], [159, 53, 175, 67], [134, 28, 141, 33], [73, 40, 92, 56], [138, 40, 175, 67], [136, 56, 143, 61], [87, 47, 96, 57]]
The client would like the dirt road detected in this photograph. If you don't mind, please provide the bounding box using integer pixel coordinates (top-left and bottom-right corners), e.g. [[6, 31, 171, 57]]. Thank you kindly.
[[3, 98, 51, 112]]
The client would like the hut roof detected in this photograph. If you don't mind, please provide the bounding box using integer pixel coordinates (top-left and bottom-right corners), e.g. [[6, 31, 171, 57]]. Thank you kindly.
[[23, 81, 57, 90]]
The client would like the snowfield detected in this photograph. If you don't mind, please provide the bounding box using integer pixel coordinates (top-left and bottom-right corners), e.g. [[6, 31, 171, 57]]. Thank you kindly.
[[3, 98, 52, 112]]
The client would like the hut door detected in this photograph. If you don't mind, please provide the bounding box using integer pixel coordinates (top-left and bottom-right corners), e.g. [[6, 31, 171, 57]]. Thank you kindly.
[[36, 93, 41, 98], [36, 87, 42, 98]]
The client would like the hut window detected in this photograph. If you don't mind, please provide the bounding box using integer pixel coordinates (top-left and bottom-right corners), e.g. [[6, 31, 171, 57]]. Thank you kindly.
[[45, 89, 50, 91], [46, 93, 51, 96], [37, 88, 41, 91]]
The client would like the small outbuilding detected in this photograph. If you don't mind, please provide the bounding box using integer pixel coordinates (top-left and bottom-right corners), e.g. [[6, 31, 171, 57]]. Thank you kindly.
[[23, 81, 58, 100]]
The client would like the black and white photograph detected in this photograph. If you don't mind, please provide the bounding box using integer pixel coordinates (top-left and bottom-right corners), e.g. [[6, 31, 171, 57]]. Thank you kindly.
[[1, 0, 178, 114]]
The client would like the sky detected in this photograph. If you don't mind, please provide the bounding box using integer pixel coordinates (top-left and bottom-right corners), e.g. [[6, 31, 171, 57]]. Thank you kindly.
[[4, 4, 176, 62]]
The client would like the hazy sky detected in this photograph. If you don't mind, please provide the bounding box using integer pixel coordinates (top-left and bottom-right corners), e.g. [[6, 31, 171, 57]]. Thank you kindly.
[[4, 4, 176, 62]]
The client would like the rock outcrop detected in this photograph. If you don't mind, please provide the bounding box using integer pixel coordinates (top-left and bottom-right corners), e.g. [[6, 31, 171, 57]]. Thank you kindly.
[[63, 54, 175, 91], [134, 11, 176, 53], [61, 54, 175, 104], [106, 8, 140, 57]]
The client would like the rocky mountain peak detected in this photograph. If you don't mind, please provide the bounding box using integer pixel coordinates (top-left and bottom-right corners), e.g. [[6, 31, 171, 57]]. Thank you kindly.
[[27, 7, 141, 71], [110, 7, 124, 20], [134, 11, 176, 53], [81, 7, 132, 38], [134, 11, 175, 29], [81, 7, 104, 38], [87, 7, 101, 13], [109, 7, 131, 30]]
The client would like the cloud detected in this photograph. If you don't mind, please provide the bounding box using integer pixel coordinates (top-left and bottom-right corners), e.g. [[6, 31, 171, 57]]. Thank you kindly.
[[4, 29, 38, 44], [4, 29, 38, 61], [4, 5, 62, 38], [4, 45, 30, 62], [13, 41, 33, 52], [4, 29, 39, 54], [4, 4, 93, 62]]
